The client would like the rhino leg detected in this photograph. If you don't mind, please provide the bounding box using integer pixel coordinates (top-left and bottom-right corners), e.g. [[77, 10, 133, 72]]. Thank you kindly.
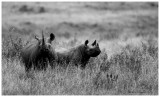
[[80, 63, 87, 69], [49, 59, 55, 69], [25, 62, 32, 72], [43, 58, 49, 70], [43, 62, 48, 71], [36, 58, 48, 71]]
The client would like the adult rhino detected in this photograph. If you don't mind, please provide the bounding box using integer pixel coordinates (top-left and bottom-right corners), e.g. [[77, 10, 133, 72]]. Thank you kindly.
[[21, 31, 56, 72], [56, 40, 101, 69]]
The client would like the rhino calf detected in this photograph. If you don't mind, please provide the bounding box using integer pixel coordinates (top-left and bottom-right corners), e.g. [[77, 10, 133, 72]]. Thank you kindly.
[[56, 40, 101, 69], [21, 31, 56, 72]]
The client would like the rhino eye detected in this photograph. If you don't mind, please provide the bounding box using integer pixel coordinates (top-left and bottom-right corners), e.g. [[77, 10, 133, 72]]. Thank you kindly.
[[86, 48, 90, 52]]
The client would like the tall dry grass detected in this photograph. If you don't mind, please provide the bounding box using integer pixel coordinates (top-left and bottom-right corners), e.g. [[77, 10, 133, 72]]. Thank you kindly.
[[2, 33, 158, 95]]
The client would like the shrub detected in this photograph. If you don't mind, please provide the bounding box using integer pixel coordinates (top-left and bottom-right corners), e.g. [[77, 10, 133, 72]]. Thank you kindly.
[[2, 35, 23, 59]]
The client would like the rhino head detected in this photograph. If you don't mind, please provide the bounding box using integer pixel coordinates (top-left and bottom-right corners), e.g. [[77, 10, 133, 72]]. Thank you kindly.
[[21, 30, 56, 72], [84, 40, 101, 57]]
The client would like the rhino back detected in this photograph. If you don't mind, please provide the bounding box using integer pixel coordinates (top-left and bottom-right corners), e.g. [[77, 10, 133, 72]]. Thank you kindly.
[[21, 43, 39, 64]]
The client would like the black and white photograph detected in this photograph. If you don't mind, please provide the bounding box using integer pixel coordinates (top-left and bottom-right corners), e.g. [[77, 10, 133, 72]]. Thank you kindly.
[[2, 1, 158, 95]]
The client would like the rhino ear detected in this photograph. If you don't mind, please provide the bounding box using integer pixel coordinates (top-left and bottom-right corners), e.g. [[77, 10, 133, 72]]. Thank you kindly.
[[96, 43, 99, 47], [85, 40, 89, 46], [35, 36, 40, 41], [50, 33, 55, 41], [92, 40, 96, 46]]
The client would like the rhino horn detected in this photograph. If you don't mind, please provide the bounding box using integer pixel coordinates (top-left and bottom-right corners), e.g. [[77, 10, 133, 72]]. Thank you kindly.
[[42, 30, 45, 46]]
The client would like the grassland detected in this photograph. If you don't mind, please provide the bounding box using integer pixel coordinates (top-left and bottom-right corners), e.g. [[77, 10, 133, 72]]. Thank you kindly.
[[2, 2, 158, 95]]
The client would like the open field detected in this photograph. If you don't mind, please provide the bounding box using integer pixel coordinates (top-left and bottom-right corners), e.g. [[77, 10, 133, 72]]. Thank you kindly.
[[2, 2, 158, 95]]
